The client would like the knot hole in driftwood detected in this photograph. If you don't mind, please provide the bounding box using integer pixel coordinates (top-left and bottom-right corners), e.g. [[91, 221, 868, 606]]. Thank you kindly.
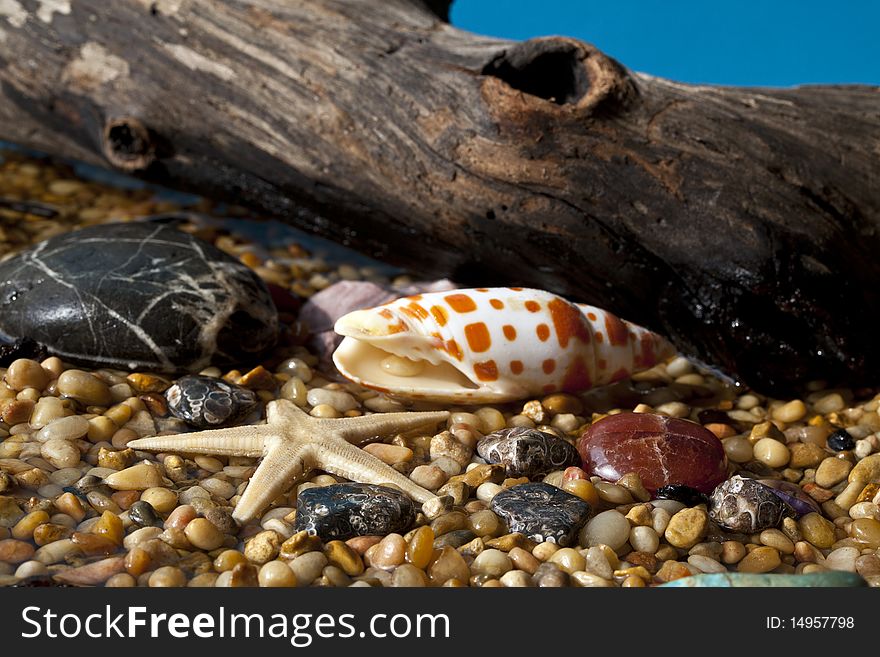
[[481, 37, 635, 114], [101, 117, 156, 172]]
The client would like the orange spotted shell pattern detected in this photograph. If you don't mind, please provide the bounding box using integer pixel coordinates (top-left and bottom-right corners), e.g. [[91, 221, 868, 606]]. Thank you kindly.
[[332, 287, 675, 404]]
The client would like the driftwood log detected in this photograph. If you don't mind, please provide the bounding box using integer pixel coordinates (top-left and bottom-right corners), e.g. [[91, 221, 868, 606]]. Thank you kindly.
[[0, 0, 878, 394]]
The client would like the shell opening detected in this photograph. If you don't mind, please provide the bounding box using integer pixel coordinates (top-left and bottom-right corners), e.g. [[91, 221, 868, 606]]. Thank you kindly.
[[333, 336, 481, 400]]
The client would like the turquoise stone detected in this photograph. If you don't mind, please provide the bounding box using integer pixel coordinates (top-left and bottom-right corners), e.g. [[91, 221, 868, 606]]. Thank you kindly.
[[660, 572, 867, 587]]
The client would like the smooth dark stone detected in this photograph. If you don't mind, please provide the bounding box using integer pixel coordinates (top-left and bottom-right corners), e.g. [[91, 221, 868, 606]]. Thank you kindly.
[[708, 476, 794, 533], [432, 530, 477, 550], [826, 428, 856, 452], [128, 501, 160, 528], [166, 375, 258, 428], [696, 409, 732, 426], [661, 572, 868, 588], [577, 413, 728, 493], [0, 222, 278, 372], [203, 507, 238, 534], [655, 484, 709, 507], [490, 482, 591, 546], [477, 427, 580, 479], [294, 483, 416, 541]]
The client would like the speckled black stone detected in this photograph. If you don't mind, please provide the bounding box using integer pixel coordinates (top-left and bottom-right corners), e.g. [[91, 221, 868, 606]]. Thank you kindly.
[[294, 483, 417, 541], [0, 221, 278, 372], [477, 427, 580, 479], [166, 375, 258, 428], [128, 500, 160, 528], [827, 429, 856, 452], [708, 476, 794, 533], [656, 484, 709, 507], [490, 482, 591, 546]]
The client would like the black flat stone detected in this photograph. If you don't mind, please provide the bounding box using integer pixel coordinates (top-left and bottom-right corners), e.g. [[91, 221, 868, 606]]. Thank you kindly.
[[490, 482, 591, 546], [0, 221, 278, 372], [294, 483, 417, 541], [477, 427, 580, 479]]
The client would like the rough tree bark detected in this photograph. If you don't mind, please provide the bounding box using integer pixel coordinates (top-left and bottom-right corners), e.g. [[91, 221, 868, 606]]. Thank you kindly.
[[0, 0, 878, 393]]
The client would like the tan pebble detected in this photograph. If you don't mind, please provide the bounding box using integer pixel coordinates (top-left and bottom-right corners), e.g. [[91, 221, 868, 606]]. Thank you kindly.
[[184, 518, 225, 550], [798, 512, 837, 549], [105, 573, 137, 587], [431, 511, 468, 536], [654, 560, 695, 582], [407, 526, 434, 569], [124, 547, 152, 576], [753, 438, 790, 468], [508, 546, 540, 574], [737, 546, 781, 573], [371, 533, 407, 569], [325, 540, 364, 576], [165, 504, 197, 531], [213, 549, 247, 572], [149, 566, 186, 587], [595, 482, 633, 505], [467, 510, 502, 538], [815, 457, 853, 488], [788, 442, 826, 469], [616, 472, 651, 502], [55, 492, 86, 522], [849, 502, 880, 520], [547, 547, 585, 574], [94, 510, 124, 545], [258, 560, 298, 587], [33, 523, 72, 546], [105, 463, 164, 490], [428, 546, 470, 585], [630, 526, 660, 554], [0, 538, 35, 563], [773, 400, 807, 423], [362, 443, 413, 464], [722, 436, 754, 463], [289, 552, 328, 587], [625, 503, 653, 527], [71, 532, 119, 556], [664, 508, 709, 549], [705, 423, 737, 439], [55, 556, 125, 585], [4, 359, 50, 392], [409, 464, 447, 490], [40, 439, 81, 469], [687, 554, 727, 574], [531, 541, 560, 561], [57, 370, 112, 406], [346, 536, 382, 555], [759, 528, 794, 554], [280, 531, 322, 560], [126, 373, 172, 393], [140, 487, 177, 514], [1, 399, 35, 425], [720, 541, 747, 564], [12, 510, 49, 540], [850, 518, 880, 548], [849, 454, 880, 485]]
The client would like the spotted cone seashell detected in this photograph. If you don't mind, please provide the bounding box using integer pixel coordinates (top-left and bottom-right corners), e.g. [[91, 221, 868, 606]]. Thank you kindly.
[[332, 287, 675, 403]]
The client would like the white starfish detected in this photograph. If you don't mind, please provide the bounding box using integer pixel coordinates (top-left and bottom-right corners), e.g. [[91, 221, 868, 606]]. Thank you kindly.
[[127, 399, 448, 523]]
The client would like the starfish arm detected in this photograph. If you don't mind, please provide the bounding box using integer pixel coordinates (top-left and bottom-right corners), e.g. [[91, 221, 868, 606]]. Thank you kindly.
[[128, 426, 270, 458], [326, 410, 450, 445], [313, 439, 436, 504], [232, 440, 314, 523]]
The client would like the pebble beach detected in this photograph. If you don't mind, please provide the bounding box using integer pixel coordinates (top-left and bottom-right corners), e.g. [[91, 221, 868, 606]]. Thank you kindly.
[[1, 150, 879, 588]]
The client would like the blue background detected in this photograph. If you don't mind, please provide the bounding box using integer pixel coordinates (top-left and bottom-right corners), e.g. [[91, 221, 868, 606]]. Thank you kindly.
[[451, 1, 880, 86]]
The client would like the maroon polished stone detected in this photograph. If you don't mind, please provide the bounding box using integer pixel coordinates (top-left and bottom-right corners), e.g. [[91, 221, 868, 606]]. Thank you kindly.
[[577, 413, 728, 494]]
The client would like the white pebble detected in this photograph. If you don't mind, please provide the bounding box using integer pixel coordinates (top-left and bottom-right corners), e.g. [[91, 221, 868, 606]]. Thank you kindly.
[[580, 510, 630, 550], [178, 486, 210, 505], [824, 547, 860, 572], [665, 356, 694, 378], [652, 507, 672, 535], [855, 439, 874, 459], [306, 388, 358, 412], [40, 439, 81, 469], [262, 518, 296, 540], [201, 478, 236, 499], [476, 482, 503, 503], [261, 507, 295, 523], [48, 467, 84, 486], [687, 555, 727, 574], [649, 499, 686, 515], [36, 415, 89, 442], [629, 526, 660, 553]]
